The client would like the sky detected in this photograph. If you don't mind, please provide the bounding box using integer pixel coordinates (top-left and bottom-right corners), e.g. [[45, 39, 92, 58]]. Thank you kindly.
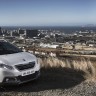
[[0, 0, 96, 26]]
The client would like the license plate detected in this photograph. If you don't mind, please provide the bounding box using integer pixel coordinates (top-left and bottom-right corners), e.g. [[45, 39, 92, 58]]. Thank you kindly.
[[22, 70, 34, 76]]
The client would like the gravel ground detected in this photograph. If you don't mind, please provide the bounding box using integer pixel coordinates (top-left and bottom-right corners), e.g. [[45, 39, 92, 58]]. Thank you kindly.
[[0, 68, 96, 96]]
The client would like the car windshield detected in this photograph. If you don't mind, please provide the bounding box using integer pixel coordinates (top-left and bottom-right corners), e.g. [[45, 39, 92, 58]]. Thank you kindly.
[[0, 41, 22, 55]]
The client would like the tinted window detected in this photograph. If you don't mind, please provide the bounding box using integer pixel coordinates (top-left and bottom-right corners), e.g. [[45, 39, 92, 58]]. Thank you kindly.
[[0, 42, 22, 55]]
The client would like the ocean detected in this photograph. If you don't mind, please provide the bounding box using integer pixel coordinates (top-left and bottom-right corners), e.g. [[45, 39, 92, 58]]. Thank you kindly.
[[1, 26, 96, 34]]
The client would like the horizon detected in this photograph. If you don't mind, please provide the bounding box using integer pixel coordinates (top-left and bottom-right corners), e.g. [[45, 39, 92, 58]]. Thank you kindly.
[[1, 24, 96, 27], [0, 0, 96, 26]]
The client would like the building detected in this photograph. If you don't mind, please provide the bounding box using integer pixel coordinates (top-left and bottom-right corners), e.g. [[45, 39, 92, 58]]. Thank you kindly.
[[0, 27, 2, 35], [26, 29, 39, 38], [0, 27, 1, 32], [18, 29, 25, 34], [12, 31, 20, 37]]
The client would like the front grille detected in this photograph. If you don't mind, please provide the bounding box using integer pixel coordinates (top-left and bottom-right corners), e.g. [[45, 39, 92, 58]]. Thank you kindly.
[[18, 71, 39, 82], [15, 61, 35, 71]]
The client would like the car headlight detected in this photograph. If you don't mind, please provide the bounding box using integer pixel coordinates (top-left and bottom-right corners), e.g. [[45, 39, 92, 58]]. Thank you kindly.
[[0, 64, 14, 70]]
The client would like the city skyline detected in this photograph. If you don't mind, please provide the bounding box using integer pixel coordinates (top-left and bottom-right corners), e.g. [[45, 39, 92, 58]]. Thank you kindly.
[[0, 0, 96, 26]]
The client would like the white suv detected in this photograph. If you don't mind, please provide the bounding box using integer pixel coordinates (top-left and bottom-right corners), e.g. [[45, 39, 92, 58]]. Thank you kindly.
[[0, 40, 40, 85]]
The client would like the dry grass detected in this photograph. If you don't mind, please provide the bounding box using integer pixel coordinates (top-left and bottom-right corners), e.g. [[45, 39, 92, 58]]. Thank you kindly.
[[39, 57, 96, 82]]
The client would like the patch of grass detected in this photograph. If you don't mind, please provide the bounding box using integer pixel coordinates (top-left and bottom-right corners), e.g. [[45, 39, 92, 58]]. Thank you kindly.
[[39, 57, 96, 82]]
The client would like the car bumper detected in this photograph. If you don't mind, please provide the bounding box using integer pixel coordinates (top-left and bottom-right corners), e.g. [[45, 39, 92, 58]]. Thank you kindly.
[[1, 70, 40, 85]]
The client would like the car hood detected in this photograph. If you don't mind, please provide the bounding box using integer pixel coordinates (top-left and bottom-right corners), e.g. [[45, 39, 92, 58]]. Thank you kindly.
[[0, 52, 36, 66]]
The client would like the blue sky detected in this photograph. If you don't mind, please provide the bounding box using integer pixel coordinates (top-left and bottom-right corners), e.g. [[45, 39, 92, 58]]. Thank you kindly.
[[0, 0, 96, 26]]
